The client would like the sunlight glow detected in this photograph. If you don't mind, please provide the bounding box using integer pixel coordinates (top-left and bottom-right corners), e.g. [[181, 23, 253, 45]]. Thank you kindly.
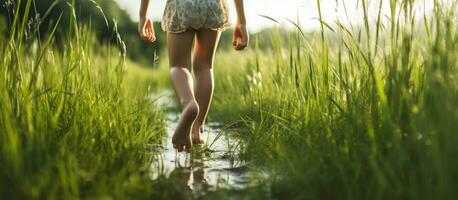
[[115, 0, 437, 32]]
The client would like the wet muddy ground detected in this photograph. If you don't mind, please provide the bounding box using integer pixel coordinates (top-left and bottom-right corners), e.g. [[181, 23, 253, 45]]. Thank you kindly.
[[148, 90, 263, 198]]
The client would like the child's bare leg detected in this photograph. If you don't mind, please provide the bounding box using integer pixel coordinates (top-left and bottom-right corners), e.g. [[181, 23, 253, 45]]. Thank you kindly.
[[168, 30, 199, 152], [191, 29, 221, 144]]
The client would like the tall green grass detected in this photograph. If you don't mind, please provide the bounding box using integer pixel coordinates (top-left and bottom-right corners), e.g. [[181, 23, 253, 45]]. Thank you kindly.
[[0, 0, 164, 198], [210, 0, 458, 199], [4, 0, 455, 199]]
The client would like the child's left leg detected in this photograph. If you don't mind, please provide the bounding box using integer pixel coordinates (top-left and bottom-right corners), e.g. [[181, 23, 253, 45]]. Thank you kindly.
[[167, 30, 198, 152], [191, 29, 221, 144]]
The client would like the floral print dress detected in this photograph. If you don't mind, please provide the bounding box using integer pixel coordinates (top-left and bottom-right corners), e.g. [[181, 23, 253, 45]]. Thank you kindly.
[[161, 0, 231, 33]]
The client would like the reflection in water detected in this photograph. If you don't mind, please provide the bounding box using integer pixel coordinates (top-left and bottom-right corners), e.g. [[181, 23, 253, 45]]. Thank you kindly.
[[166, 151, 211, 195], [149, 90, 257, 198]]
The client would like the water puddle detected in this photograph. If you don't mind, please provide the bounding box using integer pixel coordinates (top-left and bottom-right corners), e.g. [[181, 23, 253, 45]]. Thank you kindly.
[[148, 90, 258, 198]]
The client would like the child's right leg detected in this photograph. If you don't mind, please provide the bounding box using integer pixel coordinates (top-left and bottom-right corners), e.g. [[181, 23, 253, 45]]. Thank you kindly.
[[191, 29, 221, 144], [167, 30, 199, 152]]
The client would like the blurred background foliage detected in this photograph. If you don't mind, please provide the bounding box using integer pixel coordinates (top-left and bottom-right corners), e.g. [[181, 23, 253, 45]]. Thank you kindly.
[[0, 0, 290, 67], [0, 15, 6, 41], [0, 0, 165, 65]]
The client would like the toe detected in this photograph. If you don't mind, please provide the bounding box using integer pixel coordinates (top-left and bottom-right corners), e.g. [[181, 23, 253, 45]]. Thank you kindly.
[[177, 145, 184, 152], [184, 144, 192, 152]]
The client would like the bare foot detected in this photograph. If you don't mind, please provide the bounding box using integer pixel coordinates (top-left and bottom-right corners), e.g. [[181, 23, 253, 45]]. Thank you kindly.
[[192, 126, 205, 145], [172, 101, 199, 152]]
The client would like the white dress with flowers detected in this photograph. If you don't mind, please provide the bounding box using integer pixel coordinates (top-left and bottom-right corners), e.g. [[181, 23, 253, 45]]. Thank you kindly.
[[161, 0, 231, 33]]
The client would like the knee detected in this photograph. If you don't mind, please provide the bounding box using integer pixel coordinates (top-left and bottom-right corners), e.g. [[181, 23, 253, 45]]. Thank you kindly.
[[193, 59, 213, 71], [170, 66, 193, 77], [170, 65, 191, 72]]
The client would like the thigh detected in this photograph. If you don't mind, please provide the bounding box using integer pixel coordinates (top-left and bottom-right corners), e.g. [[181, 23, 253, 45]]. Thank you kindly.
[[167, 30, 195, 69], [193, 29, 221, 70]]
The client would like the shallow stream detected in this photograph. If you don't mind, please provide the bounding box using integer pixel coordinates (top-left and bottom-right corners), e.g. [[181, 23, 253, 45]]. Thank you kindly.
[[148, 90, 260, 198]]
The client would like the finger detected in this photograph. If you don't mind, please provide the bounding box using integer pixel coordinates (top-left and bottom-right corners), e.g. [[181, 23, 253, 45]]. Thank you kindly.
[[148, 32, 154, 42], [143, 26, 149, 36], [141, 35, 148, 41], [236, 39, 242, 46], [142, 32, 149, 41], [147, 25, 152, 34], [241, 39, 247, 46], [145, 23, 155, 42], [150, 33, 156, 42], [237, 42, 247, 50], [241, 39, 248, 48], [144, 34, 151, 42], [145, 29, 150, 37], [234, 41, 241, 50], [237, 41, 243, 49]]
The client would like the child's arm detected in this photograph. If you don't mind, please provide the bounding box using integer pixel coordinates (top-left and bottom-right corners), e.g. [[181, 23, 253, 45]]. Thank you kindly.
[[138, 0, 156, 43], [233, 0, 249, 50], [234, 0, 246, 25]]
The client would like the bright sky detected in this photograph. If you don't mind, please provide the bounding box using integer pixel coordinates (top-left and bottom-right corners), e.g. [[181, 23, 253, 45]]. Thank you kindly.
[[115, 0, 436, 32]]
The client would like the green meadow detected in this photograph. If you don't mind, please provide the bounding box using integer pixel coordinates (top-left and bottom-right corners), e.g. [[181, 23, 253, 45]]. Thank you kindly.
[[1, 0, 457, 199]]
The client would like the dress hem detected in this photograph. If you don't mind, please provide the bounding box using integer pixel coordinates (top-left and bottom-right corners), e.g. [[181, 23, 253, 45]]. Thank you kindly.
[[162, 22, 232, 34]]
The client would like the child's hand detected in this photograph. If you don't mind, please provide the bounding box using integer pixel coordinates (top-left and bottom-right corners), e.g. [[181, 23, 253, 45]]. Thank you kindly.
[[232, 23, 248, 50], [138, 17, 156, 43]]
